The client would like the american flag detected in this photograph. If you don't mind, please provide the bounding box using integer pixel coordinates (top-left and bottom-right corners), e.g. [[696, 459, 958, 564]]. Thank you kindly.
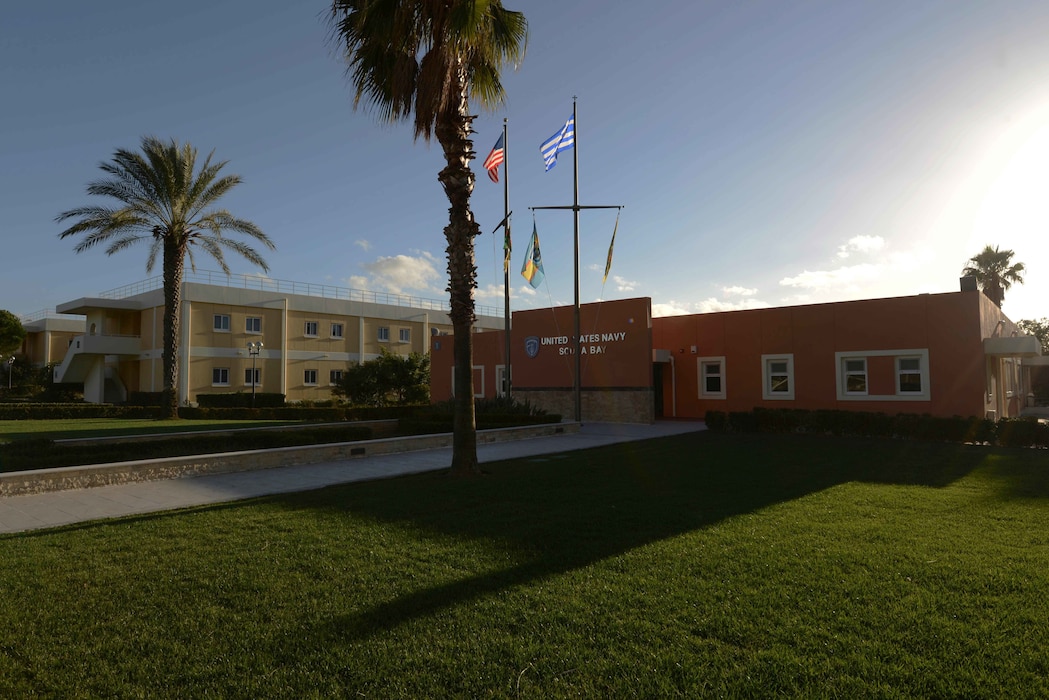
[[483, 133, 505, 183]]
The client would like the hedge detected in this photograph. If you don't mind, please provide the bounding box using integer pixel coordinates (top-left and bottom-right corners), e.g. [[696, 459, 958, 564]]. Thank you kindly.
[[0, 424, 373, 473], [704, 407, 1044, 448]]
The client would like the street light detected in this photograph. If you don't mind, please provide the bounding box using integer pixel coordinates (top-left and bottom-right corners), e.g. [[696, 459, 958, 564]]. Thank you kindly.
[[5, 356, 13, 390], [247, 341, 263, 407]]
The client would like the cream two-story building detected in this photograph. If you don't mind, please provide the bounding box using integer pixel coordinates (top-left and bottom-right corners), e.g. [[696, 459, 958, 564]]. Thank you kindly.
[[25, 271, 502, 405]]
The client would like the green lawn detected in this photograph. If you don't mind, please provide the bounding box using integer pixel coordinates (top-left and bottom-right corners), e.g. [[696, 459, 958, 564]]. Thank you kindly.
[[0, 418, 303, 443], [1, 432, 1048, 697]]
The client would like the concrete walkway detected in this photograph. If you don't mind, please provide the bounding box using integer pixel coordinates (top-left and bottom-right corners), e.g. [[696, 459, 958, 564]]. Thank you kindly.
[[0, 421, 704, 534]]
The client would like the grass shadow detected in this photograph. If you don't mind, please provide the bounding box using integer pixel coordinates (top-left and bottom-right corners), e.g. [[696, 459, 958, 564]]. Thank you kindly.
[[272, 431, 994, 643]]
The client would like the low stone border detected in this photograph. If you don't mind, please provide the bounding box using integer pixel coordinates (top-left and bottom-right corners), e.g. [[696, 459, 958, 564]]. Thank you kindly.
[[0, 422, 579, 497]]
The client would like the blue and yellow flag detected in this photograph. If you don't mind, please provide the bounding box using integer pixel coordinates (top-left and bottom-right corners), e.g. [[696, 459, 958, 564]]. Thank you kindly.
[[521, 222, 545, 288]]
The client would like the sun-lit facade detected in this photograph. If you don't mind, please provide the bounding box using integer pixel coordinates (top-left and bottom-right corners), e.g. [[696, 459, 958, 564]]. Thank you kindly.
[[24, 272, 502, 405]]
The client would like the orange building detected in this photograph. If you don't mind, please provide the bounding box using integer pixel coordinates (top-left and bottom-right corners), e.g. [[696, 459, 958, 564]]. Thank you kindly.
[[431, 285, 1042, 423]]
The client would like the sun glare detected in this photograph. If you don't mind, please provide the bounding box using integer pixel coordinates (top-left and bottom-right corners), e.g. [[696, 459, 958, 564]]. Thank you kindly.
[[969, 116, 1049, 319]]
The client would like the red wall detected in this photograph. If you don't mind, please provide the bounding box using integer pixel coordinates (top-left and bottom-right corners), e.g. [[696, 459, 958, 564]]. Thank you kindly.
[[652, 291, 986, 419]]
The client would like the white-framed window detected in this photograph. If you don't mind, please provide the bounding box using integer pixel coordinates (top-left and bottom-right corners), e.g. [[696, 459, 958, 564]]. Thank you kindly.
[[698, 356, 726, 398], [834, 349, 930, 401], [246, 316, 262, 334], [378, 326, 390, 342], [329, 369, 343, 385], [450, 366, 485, 398], [213, 314, 230, 332], [897, 356, 923, 394], [304, 369, 318, 386], [212, 368, 230, 386], [399, 328, 411, 343], [842, 357, 868, 395], [304, 321, 318, 337], [244, 368, 261, 386], [761, 354, 795, 400], [331, 323, 344, 339]]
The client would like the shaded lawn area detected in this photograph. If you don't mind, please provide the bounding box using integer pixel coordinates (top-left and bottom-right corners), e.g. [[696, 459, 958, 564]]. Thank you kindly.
[[1, 432, 1048, 697], [0, 418, 303, 443]]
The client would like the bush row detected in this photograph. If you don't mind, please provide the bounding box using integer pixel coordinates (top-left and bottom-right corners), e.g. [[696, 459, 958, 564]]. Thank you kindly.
[[0, 424, 374, 473], [0, 403, 428, 422], [704, 407, 1048, 448]]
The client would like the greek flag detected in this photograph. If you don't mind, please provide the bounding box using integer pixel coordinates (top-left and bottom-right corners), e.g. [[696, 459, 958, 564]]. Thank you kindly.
[[540, 116, 575, 171]]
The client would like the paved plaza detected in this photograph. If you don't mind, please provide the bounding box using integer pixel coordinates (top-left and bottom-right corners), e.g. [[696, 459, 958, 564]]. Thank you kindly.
[[0, 421, 704, 534]]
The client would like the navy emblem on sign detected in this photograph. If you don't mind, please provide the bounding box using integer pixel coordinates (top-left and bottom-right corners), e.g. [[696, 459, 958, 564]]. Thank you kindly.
[[524, 336, 540, 358]]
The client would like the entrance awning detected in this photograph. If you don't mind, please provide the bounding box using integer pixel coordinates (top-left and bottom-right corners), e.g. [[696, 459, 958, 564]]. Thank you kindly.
[[983, 336, 1042, 358]]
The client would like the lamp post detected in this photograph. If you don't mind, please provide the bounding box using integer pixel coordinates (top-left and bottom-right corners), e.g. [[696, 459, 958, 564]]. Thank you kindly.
[[247, 341, 263, 407], [5, 356, 13, 390]]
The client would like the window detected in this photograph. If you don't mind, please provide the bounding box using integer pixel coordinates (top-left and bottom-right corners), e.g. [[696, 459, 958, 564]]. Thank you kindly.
[[835, 349, 930, 401], [698, 357, 726, 398], [329, 369, 343, 385], [761, 354, 795, 400], [331, 323, 344, 339], [843, 358, 868, 395], [897, 356, 923, 394], [399, 328, 411, 343], [213, 314, 230, 332], [212, 368, 230, 386], [304, 369, 318, 386], [304, 321, 318, 337], [378, 326, 390, 342], [246, 316, 262, 334], [244, 368, 261, 386]]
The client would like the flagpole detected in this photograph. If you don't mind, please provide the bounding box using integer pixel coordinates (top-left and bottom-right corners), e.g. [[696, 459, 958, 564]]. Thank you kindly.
[[572, 98, 582, 424], [532, 99, 623, 424], [502, 118, 511, 400]]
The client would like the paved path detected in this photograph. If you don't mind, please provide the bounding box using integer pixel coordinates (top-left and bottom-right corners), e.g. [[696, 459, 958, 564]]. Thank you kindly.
[[0, 421, 704, 534]]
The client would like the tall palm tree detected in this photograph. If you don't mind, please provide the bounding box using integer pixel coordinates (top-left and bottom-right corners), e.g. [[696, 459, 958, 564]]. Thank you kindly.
[[57, 136, 275, 419], [961, 245, 1025, 309], [329, 0, 527, 476]]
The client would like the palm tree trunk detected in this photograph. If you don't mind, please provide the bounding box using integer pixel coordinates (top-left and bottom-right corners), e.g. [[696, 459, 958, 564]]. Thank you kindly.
[[436, 71, 481, 476], [161, 240, 184, 420]]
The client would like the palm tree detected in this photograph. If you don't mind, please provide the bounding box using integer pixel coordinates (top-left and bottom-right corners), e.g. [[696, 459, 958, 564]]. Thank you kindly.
[[57, 136, 275, 419], [961, 245, 1025, 309], [329, 0, 527, 476]]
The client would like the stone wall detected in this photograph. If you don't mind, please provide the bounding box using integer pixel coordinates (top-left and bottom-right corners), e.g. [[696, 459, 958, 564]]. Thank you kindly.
[[515, 388, 654, 424], [0, 422, 580, 497]]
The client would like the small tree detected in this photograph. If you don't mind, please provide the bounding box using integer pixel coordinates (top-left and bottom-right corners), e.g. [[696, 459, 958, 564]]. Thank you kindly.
[[333, 349, 430, 407], [0, 310, 26, 357], [1018, 318, 1049, 354]]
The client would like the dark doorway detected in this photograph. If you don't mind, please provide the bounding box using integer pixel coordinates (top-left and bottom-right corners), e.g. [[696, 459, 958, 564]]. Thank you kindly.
[[653, 363, 664, 418]]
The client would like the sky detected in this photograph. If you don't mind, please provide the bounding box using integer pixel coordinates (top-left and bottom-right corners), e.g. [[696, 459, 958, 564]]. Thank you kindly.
[[3, 0, 1049, 323]]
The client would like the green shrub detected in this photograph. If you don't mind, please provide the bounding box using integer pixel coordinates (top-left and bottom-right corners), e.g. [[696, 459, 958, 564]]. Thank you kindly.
[[196, 393, 286, 408]]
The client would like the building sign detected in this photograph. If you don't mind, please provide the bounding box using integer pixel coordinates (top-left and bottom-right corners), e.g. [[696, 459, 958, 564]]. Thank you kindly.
[[511, 298, 652, 389]]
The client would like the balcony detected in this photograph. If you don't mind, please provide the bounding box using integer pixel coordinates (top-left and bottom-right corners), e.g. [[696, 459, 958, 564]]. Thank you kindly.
[[54, 334, 142, 383]]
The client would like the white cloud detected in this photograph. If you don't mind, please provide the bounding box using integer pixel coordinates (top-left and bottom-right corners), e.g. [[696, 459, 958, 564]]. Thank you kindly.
[[779, 263, 883, 290], [347, 251, 442, 295], [355, 239, 372, 251], [722, 285, 757, 297], [517, 284, 538, 297], [652, 297, 771, 317], [613, 275, 637, 292], [836, 235, 885, 259]]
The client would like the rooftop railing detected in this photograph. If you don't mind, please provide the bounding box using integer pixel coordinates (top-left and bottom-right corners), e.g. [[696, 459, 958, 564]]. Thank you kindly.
[[95, 270, 504, 318], [19, 309, 84, 323]]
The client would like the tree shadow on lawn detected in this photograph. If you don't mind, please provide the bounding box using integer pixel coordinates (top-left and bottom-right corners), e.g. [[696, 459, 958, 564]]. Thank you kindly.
[[273, 431, 1014, 642]]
